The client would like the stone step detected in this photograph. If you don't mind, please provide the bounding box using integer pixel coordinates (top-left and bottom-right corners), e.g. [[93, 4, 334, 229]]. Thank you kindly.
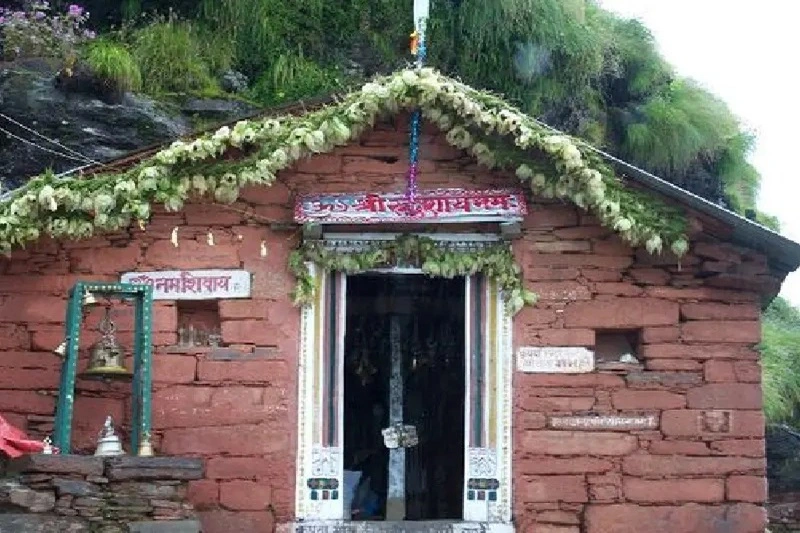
[[128, 520, 202, 533]]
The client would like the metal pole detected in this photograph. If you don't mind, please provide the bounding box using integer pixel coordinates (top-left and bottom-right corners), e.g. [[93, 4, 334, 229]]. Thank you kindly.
[[386, 314, 406, 520]]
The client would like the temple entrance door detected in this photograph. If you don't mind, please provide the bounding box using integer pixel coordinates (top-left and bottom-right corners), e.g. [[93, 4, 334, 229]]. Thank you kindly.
[[342, 274, 466, 521], [294, 249, 514, 529]]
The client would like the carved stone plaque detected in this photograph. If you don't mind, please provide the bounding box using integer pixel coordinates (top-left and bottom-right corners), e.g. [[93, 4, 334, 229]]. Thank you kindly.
[[549, 414, 659, 431], [516, 346, 594, 373], [700, 410, 732, 433]]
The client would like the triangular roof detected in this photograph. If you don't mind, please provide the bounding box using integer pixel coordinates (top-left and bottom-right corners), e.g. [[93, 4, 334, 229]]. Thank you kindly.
[[1, 68, 798, 276]]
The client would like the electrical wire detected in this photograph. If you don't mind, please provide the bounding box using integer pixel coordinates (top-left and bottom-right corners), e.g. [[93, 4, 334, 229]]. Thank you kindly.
[[0, 112, 101, 165], [0, 124, 93, 164]]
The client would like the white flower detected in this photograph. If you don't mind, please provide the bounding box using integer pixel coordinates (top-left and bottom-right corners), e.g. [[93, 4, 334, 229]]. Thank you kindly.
[[515, 164, 533, 180], [37, 185, 55, 209], [425, 108, 442, 122], [155, 149, 177, 165], [361, 82, 381, 96], [542, 135, 568, 154], [401, 70, 419, 87], [437, 114, 454, 130], [304, 130, 326, 153], [645, 235, 663, 254], [140, 166, 162, 179], [93, 194, 115, 213], [670, 238, 689, 256], [600, 200, 620, 216], [445, 126, 473, 149], [515, 128, 535, 148], [270, 148, 289, 169], [531, 173, 547, 190], [212, 126, 231, 143], [614, 218, 632, 232]]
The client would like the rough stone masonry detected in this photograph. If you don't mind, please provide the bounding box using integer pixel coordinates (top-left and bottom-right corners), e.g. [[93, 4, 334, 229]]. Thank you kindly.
[[0, 117, 780, 532]]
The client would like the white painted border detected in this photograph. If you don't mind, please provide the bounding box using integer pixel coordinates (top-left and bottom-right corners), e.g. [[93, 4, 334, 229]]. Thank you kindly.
[[296, 263, 319, 520], [496, 288, 514, 523]]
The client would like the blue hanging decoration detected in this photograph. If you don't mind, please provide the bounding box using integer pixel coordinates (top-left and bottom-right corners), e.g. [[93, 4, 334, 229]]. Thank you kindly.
[[405, 0, 430, 204]]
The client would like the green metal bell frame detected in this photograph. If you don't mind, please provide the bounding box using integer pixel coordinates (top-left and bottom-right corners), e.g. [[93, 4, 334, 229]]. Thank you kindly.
[[54, 282, 154, 455]]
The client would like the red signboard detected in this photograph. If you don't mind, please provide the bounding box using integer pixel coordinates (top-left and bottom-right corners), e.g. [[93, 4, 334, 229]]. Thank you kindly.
[[294, 189, 527, 224]]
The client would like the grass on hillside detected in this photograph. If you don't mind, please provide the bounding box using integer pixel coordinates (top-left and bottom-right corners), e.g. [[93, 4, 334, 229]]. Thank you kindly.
[[83, 39, 142, 94]]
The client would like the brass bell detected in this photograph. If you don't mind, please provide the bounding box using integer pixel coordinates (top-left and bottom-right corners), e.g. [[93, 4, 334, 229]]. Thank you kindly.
[[82, 307, 132, 380]]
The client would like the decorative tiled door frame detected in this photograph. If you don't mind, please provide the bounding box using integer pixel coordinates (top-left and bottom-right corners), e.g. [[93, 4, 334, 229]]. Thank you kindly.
[[294, 234, 513, 526]]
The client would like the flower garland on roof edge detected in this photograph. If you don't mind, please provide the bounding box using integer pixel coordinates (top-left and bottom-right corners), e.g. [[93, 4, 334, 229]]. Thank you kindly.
[[289, 235, 536, 314], [0, 68, 688, 310]]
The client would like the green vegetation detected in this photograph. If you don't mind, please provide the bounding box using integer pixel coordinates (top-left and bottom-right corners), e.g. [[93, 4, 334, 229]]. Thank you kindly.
[[762, 297, 800, 424], [127, 18, 224, 95], [83, 39, 142, 94], [66, 0, 764, 221], [249, 51, 343, 107]]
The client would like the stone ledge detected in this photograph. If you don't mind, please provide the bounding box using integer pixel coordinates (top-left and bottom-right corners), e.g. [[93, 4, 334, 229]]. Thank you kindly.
[[0, 513, 87, 533], [1, 455, 201, 530], [8, 455, 104, 477], [128, 519, 202, 533], [105, 457, 204, 481]]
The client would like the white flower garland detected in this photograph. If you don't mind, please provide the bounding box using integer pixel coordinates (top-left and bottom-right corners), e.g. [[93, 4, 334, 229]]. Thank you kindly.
[[0, 68, 688, 259]]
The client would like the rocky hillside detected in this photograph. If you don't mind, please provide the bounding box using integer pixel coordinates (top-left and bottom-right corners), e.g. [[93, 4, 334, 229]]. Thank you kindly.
[[0, 0, 774, 229], [0, 58, 258, 190]]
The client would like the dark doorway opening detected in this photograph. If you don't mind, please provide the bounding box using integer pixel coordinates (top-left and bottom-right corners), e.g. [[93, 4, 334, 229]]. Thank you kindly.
[[343, 274, 466, 521]]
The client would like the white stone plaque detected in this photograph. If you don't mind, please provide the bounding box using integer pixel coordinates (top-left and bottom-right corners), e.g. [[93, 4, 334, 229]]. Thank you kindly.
[[549, 414, 659, 431], [121, 270, 251, 300], [516, 346, 594, 373]]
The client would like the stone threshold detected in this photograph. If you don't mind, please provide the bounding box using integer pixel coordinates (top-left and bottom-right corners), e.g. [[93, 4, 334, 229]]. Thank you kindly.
[[278, 521, 515, 533]]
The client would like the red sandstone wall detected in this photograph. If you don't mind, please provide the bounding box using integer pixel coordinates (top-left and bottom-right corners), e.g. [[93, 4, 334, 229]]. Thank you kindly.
[[0, 118, 774, 532]]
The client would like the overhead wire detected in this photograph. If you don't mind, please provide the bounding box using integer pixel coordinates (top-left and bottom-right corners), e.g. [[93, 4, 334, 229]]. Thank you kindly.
[[0, 111, 102, 165], [0, 124, 93, 164]]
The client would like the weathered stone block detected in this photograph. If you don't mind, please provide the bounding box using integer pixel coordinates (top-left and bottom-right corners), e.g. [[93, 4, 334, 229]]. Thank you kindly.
[[623, 477, 724, 503], [623, 454, 765, 477], [8, 486, 56, 512], [518, 476, 587, 503], [127, 520, 202, 533], [105, 457, 204, 481], [0, 514, 88, 532], [687, 384, 763, 409], [9, 455, 104, 477], [611, 390, 685, 410], [516, 457, 614, 475], [564, 298, 678, 328], [53, 479, 100, 497], [519, 431, 637, 456], [727, 475, 767, 503], [219, 480, 272, 511], [681, 320, 760, 343], [585, 503, 767, 533]]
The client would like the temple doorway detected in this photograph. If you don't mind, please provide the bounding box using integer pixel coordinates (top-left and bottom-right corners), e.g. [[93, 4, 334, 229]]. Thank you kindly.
[[342, 274, 466, 521]]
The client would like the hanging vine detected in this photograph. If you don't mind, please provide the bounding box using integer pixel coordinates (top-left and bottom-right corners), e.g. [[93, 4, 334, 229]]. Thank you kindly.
[[289, 235, 536, 314]]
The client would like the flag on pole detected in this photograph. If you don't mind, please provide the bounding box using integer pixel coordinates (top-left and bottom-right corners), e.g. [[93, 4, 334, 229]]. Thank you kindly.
[[414, 0, 430, 40]]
